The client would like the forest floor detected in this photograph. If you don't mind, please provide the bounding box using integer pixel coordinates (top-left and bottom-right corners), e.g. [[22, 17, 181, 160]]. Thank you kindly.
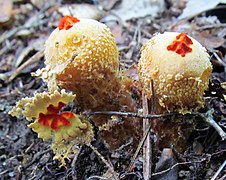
[[0, 0, 226, 179]]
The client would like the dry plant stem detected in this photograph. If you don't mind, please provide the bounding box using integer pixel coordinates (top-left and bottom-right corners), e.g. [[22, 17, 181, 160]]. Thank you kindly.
[[84, 111, 175, 119], [87, 176, 109, 180], [142, 93, 151, 180], [151, 158, 206, 177], [152, 149, 226, 177], [22, 149, 51, 171], [7, 50, 44, 82], [86, 143, 118, 180], [71, 147, 82, 180], [128, 122, 152, 171], [211, 51, 226, 76], [219, 174, 226, 180], [0, 170, 8, 176], [197, 23, 226, 30], [212, 51, 226, 67], [200, 109, 226, 141], [86, 109, 226, 141], [211, 160, 226, 180]]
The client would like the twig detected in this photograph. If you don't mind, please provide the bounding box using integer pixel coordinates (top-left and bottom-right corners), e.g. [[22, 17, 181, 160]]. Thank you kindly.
[[0, 170, 9, 176], [85, 109, 226, 141], [128, 120, 152, 172], [152, 159, 206, 177], [86, 143, 118, 180], [119, 172, 143, 179], [212, 51, 226, 67], [196, 23, 226, 30], [22, 149, 52, 171], [211, 160, 226, 180], [86, 176, 109, 180], [219, 174, 226, 180], [199, 109, 226, 141], [212, 51, 226, 76], [127, 80, 154, 174], [152, 149, 226, 177], [142, 93, 151, 180], [7, 50, 44, 83], [84, 111, 175, 119], [71, 146, 82, 180]]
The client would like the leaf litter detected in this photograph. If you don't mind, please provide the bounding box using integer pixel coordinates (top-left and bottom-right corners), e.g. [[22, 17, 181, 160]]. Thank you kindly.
[[0, 0, 226, 179]]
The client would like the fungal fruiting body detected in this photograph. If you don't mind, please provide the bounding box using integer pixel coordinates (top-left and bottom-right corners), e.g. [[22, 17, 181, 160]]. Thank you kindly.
[[34, 16, 142, 149], [138, 32, 212, 113], [40, 16, 119, 110], [9, 90, 94, 166]]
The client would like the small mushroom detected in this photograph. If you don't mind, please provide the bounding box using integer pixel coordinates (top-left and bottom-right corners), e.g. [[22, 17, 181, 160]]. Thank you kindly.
[[138, 32, 212, 113], [9, 89, 94, 166]]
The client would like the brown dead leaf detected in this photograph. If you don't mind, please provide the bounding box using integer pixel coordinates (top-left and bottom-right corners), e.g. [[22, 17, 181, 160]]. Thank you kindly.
[[193, 31, 225, 49], [0, 0, 13, 25]]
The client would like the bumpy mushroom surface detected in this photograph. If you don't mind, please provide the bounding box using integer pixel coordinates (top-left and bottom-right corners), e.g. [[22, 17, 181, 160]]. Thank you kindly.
[[40, 16, 119, 109], [138, 32, 212, 113]]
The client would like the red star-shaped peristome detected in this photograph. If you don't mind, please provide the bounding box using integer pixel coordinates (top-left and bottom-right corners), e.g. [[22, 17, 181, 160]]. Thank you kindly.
[[38, 102, 74, 130], [58, 16, 80, 30], [167, 33, 193, 57]]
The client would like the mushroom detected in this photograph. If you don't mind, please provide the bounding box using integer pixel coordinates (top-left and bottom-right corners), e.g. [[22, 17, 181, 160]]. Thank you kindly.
[[9, 89, 94, 166], [40, 16, 119, 110], [35, 16, 142, 149], [138, 32, 212, 114]]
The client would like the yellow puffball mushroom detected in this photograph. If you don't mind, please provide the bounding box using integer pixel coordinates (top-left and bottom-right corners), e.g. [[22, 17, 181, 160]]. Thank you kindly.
[[41, 16, 119, 109], [138, 32, 212, 113], [35, 16, 142, 149]]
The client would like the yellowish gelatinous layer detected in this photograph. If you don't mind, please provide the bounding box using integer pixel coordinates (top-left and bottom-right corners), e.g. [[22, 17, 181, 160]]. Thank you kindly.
[[9, 90, 94, 166]]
